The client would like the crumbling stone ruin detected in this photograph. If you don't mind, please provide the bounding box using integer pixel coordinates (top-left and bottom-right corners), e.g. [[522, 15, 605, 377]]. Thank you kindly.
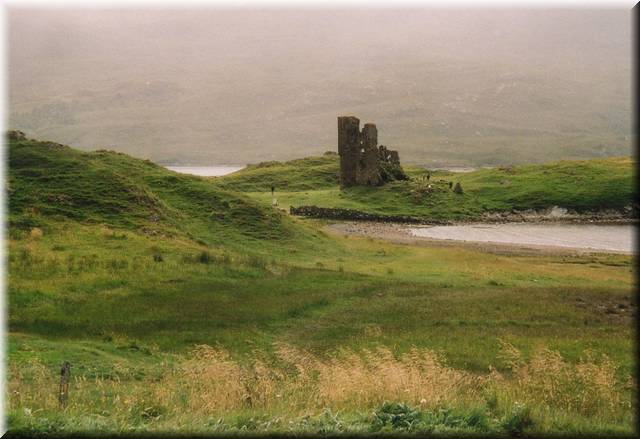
[[337, 116, 407, 188]]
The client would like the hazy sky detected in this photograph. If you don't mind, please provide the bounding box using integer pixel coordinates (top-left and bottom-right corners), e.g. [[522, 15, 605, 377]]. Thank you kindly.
[[8, 8, 631, 166]]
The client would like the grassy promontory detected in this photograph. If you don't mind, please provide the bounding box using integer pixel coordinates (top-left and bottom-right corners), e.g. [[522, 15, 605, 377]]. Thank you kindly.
[[6, 135, 635, 434], [215, 153, 635, 221]]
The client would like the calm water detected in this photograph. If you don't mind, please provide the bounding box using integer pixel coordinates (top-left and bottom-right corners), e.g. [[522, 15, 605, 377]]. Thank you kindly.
[[165, 165, 244, 176], [410, 223, 634, 253]]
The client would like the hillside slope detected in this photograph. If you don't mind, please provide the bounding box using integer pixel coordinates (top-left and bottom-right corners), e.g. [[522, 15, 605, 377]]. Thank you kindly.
[[8, 135, 317, 247]]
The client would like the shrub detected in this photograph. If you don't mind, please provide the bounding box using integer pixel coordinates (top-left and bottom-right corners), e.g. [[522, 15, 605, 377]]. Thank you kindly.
[[29, 227, 43, 240], [484, 389, 499, 411], [465, 406, 491, 430], [198, 251, 212, 264], [302, 409, 344, 434], [372, 402, 423, 431]]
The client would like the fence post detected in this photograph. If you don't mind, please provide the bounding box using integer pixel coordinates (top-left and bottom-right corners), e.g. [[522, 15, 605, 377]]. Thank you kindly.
[[59, 361, 71, 408]]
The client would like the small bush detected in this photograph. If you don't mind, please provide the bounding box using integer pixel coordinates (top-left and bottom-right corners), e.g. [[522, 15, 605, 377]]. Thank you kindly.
[[484, 390, 499, 411], [306, 410, 344, 434], [372, 402, 422, 431], [465, 406, 491, 431], [198, 251, 213, 264], [29, 227, 43, 240]]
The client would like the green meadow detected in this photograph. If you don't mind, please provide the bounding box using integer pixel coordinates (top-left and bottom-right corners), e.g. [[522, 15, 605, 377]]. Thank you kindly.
[[6, 137, 636, 435], [215, 153, 634, 220]]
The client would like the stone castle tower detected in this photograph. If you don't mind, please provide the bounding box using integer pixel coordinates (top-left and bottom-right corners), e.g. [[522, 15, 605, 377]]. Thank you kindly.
[[337, 116, 405, 188]]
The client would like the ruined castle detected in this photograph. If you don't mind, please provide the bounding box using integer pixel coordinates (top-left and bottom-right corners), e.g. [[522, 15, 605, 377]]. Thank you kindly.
[[337, 116, 406, 188]]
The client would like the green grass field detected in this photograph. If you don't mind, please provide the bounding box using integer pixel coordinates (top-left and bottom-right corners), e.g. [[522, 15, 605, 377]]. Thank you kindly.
[[214, 153, 634, 220], [6, 136, 636, 435]]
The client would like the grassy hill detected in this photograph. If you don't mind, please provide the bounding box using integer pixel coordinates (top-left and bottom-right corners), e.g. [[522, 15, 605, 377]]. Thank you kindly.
[[215, 154, 635, 221], [213, 153, 342, 192], [6, 135, 635, 434], [8, 136, 324, 249]]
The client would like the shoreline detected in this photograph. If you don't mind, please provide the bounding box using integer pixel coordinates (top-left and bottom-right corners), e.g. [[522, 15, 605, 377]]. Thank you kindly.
[[324, 220, 634, 256]]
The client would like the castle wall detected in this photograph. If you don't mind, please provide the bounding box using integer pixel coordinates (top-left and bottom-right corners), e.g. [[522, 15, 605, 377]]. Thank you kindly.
[[337, 116, 404, 187], [337, 116, 361, 187], [357, 123, 382, 185]]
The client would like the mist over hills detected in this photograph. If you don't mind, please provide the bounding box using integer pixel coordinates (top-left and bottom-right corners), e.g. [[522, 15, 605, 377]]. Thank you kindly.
[[9, 9, 631, 167]]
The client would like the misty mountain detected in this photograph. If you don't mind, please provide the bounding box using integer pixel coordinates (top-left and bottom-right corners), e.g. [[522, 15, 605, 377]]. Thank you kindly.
[[8, 9, 632, 166]]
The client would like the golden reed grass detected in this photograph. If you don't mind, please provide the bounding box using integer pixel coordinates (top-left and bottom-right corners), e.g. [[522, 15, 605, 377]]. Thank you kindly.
[[7, 343, 631, 425]]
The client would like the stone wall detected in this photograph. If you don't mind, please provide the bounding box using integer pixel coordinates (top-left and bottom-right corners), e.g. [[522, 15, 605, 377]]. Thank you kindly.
[[289, 205, 450, 224], [337, 116, 361, 187]]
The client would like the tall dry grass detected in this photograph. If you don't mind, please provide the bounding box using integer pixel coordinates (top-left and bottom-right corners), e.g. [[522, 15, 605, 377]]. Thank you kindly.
[[490, 341, 632, 422], [7, 343, 633, 432]]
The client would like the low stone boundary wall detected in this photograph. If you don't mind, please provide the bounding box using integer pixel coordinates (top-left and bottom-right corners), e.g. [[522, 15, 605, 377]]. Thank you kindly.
[[289, 205, 636, 225], [289, 205, 448, 224]]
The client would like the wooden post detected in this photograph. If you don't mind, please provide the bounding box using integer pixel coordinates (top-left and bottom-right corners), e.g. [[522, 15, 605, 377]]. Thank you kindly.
[[59, 361, 71, 408]]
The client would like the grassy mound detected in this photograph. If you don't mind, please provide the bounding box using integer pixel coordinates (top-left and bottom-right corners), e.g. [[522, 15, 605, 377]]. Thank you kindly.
[[213, 153, 342, 192], [454, 157, 635, 213], [213, 153, 429, 193], [8, 136, 314, 245]]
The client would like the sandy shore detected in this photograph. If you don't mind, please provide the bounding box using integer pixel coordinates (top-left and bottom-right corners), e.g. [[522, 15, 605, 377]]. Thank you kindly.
[[325, 221, 634, 256]]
